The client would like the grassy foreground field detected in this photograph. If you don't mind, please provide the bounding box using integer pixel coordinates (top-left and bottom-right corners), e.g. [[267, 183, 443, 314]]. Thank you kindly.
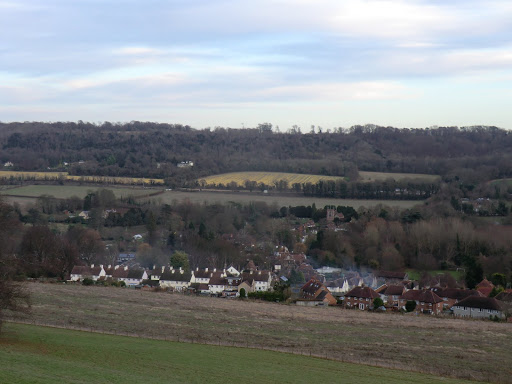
[[1, 184, 158, 199], [1, 323, 473, 384], [7, 283, 510, 383], [151, 190, 422, 209]]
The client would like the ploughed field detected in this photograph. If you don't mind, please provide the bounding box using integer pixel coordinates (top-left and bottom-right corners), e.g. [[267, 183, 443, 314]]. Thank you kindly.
[[7, 283, 510, 383]]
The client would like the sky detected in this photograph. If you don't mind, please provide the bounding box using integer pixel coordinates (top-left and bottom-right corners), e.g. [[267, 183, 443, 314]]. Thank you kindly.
[[1, 0, 512, 130]]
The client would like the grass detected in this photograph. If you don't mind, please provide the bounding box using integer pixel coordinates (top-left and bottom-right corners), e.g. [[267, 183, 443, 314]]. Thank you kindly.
[[0, 323, 474, 384], [358, 171, 440, 183], [7, 283, 510, 383], [406, 269, 464, 281], [199, 171, 344, 187], [1, 185, 159, 199], [150, 190, 423, 209]]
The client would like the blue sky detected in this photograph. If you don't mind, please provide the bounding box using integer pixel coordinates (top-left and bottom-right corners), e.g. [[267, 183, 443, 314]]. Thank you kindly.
[[1, 0, 511, 129]]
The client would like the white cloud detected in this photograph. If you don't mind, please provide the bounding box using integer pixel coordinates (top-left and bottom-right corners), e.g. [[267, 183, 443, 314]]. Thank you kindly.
[[258, 81, 414, 101]]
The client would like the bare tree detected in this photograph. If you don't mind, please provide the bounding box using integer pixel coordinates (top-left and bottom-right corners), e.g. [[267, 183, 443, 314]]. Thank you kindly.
[[0, 257, 30, 333]]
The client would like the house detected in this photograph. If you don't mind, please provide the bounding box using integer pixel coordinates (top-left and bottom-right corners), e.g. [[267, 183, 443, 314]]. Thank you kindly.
[[78, 211, 90, 220], [117, 253, 136, 264], [191, 268, 214, 284], [344, 286, 380, 310], [398, 289, 444, 315], [241, 270, 273, 291], [297, 279, 336, 306], [132, 234, 143, 241], [225, 275, 242, 291], [326, 279, 350, 295], [122, 269, 148, 286], [476, 278, 494, 297], [3, 161, 13, 167], [452, 296, 505, 319], [208, 271, 228, 294], [226, 265, 240, 276], [430, 287, 483, 309], [326, 207, 345, 222], [177, 161, 194, 168], [149, 266, 167, 281], [238, 279, 255, 295], [376, 271, 408, 285], [159, 268, 192, 291], [380, 285, 406, 308], [112, 266, 130, 281], [70, 264, 106, 281]]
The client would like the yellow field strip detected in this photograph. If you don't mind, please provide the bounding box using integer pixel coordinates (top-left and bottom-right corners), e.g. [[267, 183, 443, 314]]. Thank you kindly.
[[0, 171, 164, 185], [199, 172, 344, 187]]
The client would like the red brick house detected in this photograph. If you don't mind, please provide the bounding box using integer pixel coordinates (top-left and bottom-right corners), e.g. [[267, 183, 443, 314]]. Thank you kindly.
[[399, 289, 444, 315], [380, 285, 406, 308], [476, 278, 494, 297], [297, 279, 337, 306], [344, 286, 380, 310]]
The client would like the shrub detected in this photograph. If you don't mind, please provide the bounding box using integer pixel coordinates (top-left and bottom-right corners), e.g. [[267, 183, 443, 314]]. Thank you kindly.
[[82, 278, 94, 286], [405, 300, 416, 312], [239, 288, 246, 298], [373, 297, 384, 309]]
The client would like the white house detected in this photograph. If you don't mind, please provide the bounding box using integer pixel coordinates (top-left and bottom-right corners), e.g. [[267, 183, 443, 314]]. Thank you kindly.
[[70, 264, 106, 281], [452, 296, 505, 319], [242, 270, 273, 292], [160, 268, 191, 291]]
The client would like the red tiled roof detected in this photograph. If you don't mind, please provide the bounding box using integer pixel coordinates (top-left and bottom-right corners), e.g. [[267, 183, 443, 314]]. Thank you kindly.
[[455, 296, 503, 311], [400, 289, 443, 304], [382, 285, 405, 296], [345, 286, 380, 299]]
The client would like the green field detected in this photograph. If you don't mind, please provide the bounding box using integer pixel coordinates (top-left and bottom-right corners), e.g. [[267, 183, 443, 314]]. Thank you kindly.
[[405, 269, 464, 281], [150, 190, 422, 209], [358, 171, 440, 183], [1, 185, 158, 199], [7, 283, 510, 383], [0, 323, 479, 384]]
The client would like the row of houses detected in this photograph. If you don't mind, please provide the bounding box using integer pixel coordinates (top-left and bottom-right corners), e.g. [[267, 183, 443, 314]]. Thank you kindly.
[[70, 264, 274, 296], [299, 277, 509, 320]]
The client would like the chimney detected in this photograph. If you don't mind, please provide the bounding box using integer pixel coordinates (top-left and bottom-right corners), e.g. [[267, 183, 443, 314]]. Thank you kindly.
[[258, 271, 261, 275], [100, 264, 103, 269], [196, 267, 199, 271], [250, 270, 253, 274], [108, 265, 111, 269], [153, 264, 156, 270], [205, 268, 208, 272], [115, 265, 119, 270], [91, 264, 94, 268], [213, 268, 216, 272], [162, 266, 165, 273], [124, 266, 128, 271]]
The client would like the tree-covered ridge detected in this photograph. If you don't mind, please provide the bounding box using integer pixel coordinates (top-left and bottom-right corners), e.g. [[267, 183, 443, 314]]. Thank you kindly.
[[1, 123, 511, 185]]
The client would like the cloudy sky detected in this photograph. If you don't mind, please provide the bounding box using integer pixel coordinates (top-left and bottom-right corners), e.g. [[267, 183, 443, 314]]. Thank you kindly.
[[1, 0, 512, 129]]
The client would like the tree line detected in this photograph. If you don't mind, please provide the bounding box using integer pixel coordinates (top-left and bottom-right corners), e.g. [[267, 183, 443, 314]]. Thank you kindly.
[[2, 122, 512, 190]]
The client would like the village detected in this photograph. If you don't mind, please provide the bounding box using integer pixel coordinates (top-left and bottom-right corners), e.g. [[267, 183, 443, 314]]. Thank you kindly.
[[70, 252, 510, 321]]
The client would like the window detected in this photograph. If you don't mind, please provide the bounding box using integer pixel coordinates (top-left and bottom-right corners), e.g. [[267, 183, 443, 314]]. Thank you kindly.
[[359, 303, 365, 310]]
